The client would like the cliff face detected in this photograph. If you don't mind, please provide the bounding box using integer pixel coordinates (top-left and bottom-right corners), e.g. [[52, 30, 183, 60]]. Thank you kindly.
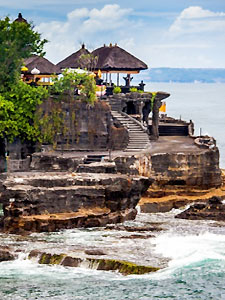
[[136, 148, 221, 188], [114, 147, 221, 188], [1, 172, 151, 234]]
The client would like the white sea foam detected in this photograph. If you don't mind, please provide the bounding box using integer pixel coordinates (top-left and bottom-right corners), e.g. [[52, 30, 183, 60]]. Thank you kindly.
[[148, 232, 225, 279]]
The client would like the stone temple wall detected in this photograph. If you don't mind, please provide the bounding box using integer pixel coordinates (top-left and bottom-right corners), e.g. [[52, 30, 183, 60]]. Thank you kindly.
[[38, 98, 129, 151]]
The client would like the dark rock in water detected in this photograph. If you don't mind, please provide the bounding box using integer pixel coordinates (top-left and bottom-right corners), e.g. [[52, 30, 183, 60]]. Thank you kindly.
[[28, 250, 159, 275], [0, 247, 14, 261], [62, 256, 82, 267], [105, 224, 162, 232], [84, 249, 106, 256], [120, 234, 154, 239], [175, 196, 225, 221]]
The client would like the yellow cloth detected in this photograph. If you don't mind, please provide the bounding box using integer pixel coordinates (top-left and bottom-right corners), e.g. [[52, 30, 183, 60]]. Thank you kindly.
[[97, 69, 102, 78], [159, 102, 166, 112]]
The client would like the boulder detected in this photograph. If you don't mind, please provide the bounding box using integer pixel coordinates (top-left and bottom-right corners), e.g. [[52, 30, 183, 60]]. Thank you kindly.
[[0, 247, 14, 261]]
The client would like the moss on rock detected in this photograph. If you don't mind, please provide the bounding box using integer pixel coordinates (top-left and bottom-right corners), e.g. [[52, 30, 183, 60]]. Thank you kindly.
[[30, 250, 159, 275], [94, 258, 159, 275]]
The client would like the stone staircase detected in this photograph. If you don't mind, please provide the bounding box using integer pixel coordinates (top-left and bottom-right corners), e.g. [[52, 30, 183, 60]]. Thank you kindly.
[[111, 111, 150, 152]]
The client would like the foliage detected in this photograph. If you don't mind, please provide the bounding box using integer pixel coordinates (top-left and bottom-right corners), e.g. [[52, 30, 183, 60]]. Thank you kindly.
[[0, 81, 49, 142], [130, 87, 138, 93], [35, 106, 68, 147], [78, 53, 98, 72], [150, 92, 157, 110], [113, 86, 122, 94], [51, 69, 97, 105], [0, 16, 47, 91]]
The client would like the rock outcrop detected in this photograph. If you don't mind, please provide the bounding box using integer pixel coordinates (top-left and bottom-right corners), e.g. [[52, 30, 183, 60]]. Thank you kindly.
[[113, 145, 221, 188], [0, 247, 14, 261], [140, 170, 225, 213], [1, 172, 152, 234], [175, 196, 225, 221], [28, 250, 159, 275]]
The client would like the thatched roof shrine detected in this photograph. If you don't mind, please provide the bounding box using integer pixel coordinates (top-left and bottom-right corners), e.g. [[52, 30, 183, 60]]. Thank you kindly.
[[57, 44, 90, 70], [92, 44, 148, 73], [24, 55, 60, 75]]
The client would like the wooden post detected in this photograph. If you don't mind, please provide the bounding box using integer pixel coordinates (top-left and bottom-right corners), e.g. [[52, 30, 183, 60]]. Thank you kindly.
[[117, 73, 119, 86]]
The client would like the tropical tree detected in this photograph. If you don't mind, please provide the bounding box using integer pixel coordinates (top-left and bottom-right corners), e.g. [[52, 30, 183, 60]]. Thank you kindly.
[[0, 15, 48, 145], [0, 16, 47, 91], [0, 81, 49, 142]]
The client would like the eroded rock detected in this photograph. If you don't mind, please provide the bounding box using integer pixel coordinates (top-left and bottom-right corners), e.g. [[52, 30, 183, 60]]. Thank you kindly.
[[0, 247, 14, 262], [1, 172, 152, 234], [175, 196, 225, 221]]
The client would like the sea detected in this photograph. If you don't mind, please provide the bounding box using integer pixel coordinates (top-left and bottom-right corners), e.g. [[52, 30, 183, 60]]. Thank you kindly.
[[0, 82, 225, 300]]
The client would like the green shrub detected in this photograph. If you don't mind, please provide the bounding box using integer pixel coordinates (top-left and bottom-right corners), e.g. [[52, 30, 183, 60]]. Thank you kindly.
[[113, 86, 122, 94], [130, 87, 138, 93]]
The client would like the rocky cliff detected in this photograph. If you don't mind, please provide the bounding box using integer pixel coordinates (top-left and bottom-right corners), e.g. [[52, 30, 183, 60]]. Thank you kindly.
[[114, 147, 221, 188], [0, 172, 151, 234]]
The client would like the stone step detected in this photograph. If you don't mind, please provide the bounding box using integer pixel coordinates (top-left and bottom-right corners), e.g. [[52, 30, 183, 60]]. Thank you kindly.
[[124, 149, 145, 152], [77, 162, 117, 174], [84, 155, 105, 164], [129, 139, 149, 145], [129, 138, 148, 140], [127, 146, 146, 149], [111, 110, 150, 153], [129, 132, 147, 135]]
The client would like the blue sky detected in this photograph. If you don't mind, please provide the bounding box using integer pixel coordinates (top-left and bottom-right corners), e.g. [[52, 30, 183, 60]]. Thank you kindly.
[[1, 0, 225, 68]]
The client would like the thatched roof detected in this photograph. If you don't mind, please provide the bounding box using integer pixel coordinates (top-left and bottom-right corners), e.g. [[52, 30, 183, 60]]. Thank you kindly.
[[14, 13, 28, 24], [92, 44, 148, 72], [57, 44, 90, 69], [24, 55, 61, 75]]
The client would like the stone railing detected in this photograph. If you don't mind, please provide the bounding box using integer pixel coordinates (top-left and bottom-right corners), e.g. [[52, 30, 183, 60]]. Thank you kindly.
[[120, 112, 148, 133]]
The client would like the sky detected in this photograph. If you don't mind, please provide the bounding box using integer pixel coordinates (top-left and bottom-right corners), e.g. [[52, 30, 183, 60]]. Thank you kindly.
[[1, 0, 225, 68]]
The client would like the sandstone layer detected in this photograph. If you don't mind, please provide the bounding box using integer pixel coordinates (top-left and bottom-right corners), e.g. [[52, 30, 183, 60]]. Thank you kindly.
[[139, 170, 225, 213]]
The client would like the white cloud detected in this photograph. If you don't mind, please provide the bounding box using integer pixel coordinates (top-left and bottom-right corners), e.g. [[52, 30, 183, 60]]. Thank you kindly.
[[179, 6, 225, 19], [67, 8, 89, 20], [170, 6, 225, 35], [33, 4, 225, 69], [36, 4, 133, 63]]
